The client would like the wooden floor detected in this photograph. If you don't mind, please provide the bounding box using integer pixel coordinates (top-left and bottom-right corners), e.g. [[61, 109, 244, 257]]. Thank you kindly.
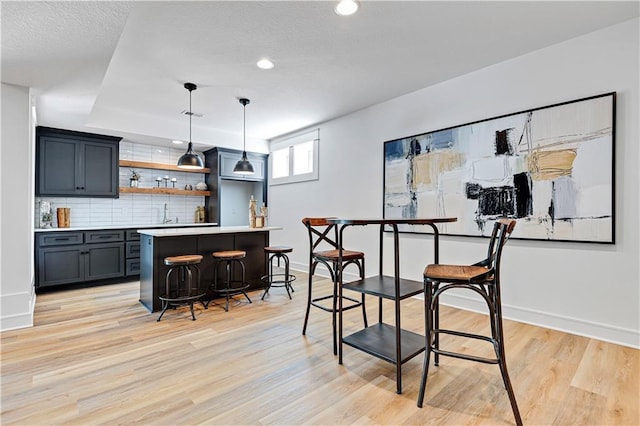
[[1, 274, 638, 425]]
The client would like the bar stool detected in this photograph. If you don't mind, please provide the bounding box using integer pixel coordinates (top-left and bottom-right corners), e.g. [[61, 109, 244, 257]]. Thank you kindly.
[[210, 250, 252, 312], [301, 217, 367, 355], [417, 219, 522, 425], [261, 246, 297, 300], [158, 254, 206, 321]]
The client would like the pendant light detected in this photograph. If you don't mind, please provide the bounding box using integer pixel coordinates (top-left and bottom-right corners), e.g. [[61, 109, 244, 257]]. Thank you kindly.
[[177, 82, 204, 169], [233, 98, 255, 175]]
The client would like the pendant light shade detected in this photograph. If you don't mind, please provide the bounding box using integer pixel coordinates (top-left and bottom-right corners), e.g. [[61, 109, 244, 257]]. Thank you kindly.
[[233, 98, 255, 175], [177, 82, 204, 169]]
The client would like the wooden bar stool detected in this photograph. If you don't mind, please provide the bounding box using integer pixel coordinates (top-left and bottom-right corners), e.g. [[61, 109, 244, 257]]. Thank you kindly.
[[158, 254, 206, 321], [261, 246, 296, 300], [301, 217, 367, 355], [210, 250, 252, 312]]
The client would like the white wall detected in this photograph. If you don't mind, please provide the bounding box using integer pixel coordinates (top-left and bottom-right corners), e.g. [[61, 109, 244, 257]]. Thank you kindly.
[[269, 19, 640, 348], [1, 83, 36, 331]]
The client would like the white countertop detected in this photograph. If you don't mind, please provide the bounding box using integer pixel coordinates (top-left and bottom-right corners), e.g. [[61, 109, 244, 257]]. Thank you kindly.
[[138, 225, 282, 237], [34, 223, 218, 233]]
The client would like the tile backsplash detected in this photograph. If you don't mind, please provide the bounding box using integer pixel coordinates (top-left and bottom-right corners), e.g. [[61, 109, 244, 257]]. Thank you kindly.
[[35, 141, 209, 228]]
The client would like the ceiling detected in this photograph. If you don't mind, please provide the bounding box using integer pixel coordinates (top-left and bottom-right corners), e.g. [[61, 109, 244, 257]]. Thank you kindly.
[[2, 1, 638, 152]]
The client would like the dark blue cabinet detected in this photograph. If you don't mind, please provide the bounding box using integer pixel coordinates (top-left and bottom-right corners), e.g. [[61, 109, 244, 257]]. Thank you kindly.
[[36, 231, 124, 289], [36, 127, 121, 198]]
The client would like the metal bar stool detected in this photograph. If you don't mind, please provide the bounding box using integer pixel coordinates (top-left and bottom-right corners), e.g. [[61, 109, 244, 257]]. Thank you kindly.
[[158, 254, 206, 321], [210, 250, 252, 312], [417, 219, 522, 426], [261, 246, 297, 300], [301, 217, 367, 355]]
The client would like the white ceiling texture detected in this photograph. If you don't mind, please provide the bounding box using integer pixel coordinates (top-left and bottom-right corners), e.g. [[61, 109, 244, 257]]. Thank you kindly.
[[2, 1, 639, 152]]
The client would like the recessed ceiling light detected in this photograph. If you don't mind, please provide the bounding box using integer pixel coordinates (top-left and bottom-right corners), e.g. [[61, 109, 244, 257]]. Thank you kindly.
[[335, 0, 358, 16], [257, 58, 275, 70], [172, 140, 183, 145]]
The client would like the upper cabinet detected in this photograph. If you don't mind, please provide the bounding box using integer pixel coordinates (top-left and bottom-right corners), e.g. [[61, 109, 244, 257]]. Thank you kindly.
[[36, 127, 121, 198]]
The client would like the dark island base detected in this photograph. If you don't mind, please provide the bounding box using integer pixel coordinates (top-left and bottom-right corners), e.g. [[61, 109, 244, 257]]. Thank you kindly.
[[139, 231, 268, 312]]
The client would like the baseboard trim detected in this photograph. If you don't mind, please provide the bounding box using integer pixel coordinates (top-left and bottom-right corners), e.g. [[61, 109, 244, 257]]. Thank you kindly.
[[438, 292, 639, 349], [1, 312, 34, 332], [0, 287, 35, 332]]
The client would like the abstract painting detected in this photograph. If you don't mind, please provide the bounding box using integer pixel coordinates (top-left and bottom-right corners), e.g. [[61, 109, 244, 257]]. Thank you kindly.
[[383, 93, 615, 243]]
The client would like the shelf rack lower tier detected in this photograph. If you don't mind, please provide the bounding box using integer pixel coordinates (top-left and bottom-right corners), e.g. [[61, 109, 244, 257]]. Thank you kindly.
[[342, 323, 425, 364]]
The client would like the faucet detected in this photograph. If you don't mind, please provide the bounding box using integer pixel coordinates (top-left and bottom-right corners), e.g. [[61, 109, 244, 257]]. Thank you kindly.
[[163, 203, 172, 224]]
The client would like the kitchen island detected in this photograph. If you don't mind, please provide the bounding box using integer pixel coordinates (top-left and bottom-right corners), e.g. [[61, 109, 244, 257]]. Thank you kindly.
[[138, 226, 281, 312]]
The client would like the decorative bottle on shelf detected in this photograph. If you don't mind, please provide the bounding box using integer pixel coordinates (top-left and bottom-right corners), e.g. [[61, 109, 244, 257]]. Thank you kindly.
[[260, 203, 268, 227], [194, 206, 206, 223], [249, 195, 257, 228]]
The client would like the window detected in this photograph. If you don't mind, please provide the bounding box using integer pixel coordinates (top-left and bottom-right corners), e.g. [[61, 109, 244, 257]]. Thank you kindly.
[[269, 129, 319, 185]]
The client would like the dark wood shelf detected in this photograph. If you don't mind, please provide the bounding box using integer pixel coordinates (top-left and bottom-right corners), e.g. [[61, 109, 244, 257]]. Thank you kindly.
[[119, 187, 211, 196], [120, 159, 211, 174], [342, 323, 425, 364], [343, 275, 423, 300]]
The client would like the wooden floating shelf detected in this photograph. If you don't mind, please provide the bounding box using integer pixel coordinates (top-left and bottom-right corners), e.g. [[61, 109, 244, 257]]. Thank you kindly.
[[120, 187, 211, 196], [120, 159, 211, 174]]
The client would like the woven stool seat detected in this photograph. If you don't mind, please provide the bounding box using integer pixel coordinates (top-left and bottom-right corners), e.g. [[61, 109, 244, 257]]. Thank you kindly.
[[314, 249, 364, 261]]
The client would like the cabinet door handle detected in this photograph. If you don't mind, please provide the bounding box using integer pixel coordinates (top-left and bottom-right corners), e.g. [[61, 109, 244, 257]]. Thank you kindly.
[[97, 235, 112, 239], [54, 237, 70, 241]]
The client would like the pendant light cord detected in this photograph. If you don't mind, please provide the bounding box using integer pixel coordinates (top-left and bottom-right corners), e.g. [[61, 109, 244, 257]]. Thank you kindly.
[[243, 102, 246, 152], [189, 88, 192, 146]]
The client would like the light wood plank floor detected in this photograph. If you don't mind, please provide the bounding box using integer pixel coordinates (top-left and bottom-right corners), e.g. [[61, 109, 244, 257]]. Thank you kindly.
[[1, 275, 638, 425]]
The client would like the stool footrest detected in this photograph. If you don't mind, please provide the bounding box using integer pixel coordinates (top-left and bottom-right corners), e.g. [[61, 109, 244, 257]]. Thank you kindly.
[[214, 283, 250, 294], [430, 328, 499, 364], [310, 294, 363, 313], [431, 348, 499, 365], [159, 292, 206, 303], [261, 273, 296, 287]]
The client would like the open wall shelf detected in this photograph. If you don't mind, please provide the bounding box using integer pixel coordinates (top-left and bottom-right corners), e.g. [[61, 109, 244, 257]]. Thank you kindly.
[[119, 159, 210, 196], [120, 160, 211, 174], [119, 187, 210, 196]]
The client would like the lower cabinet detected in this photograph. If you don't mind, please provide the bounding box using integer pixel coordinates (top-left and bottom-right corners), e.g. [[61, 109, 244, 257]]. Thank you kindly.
[[36, 231, 125, 290], [38, 245, 85, 287], [35, 226, 217, 290], [125, 229, 141, 276], [85, 243, 125, 281]]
